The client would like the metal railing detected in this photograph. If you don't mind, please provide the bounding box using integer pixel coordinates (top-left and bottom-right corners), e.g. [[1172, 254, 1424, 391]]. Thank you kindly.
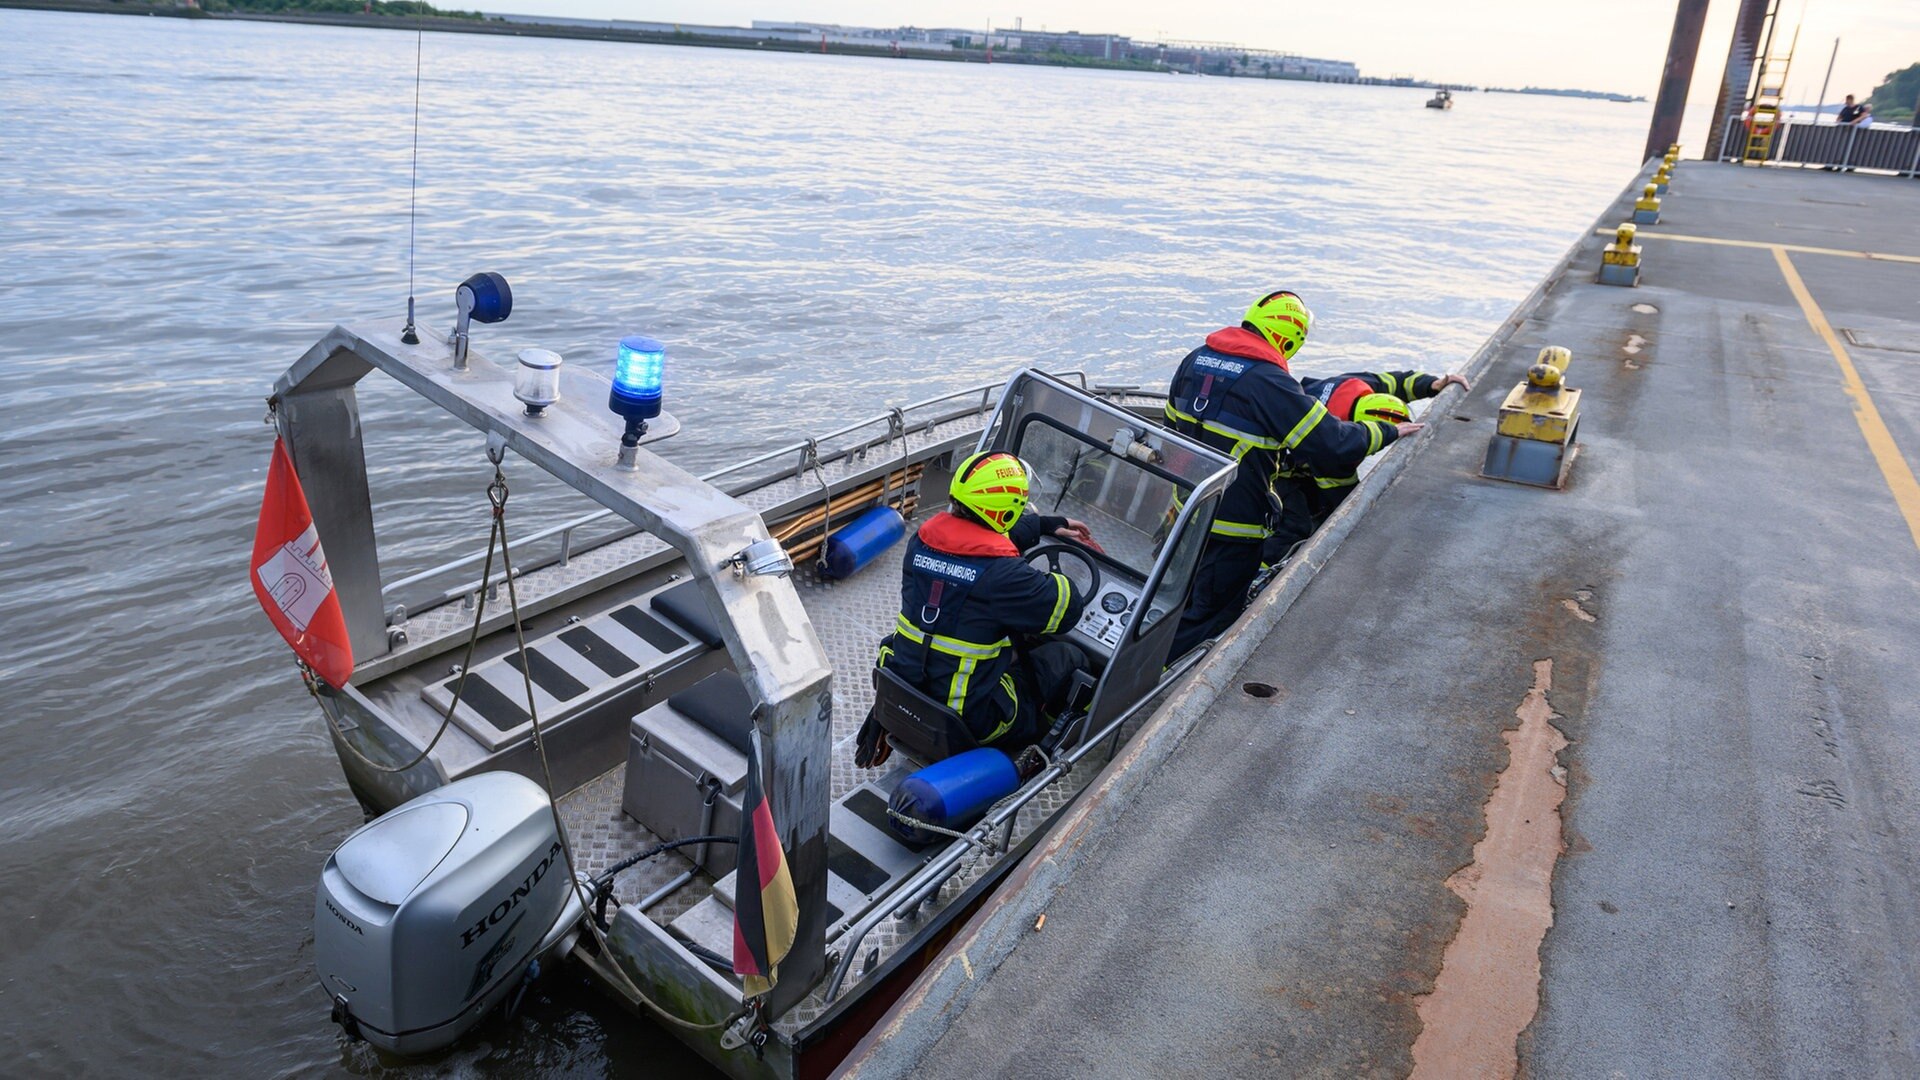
[[820, 646, 1208, 1003], [379, 371, 1145, 617], [1717, 116, 1920, 175]]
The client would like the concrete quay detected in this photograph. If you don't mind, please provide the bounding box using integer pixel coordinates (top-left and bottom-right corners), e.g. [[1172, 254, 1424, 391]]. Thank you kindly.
[[841, 161, 1920, 1078]]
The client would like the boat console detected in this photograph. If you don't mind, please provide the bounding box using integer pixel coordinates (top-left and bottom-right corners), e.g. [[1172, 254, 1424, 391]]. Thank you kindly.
[[1025, 540, 1148, 661]]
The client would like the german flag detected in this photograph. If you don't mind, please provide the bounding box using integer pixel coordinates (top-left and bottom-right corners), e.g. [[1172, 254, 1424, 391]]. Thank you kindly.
[[732, 732, 797, 998]]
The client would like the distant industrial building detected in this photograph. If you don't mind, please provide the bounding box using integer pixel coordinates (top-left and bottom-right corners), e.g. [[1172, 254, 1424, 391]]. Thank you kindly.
[[488, 14, 958, 52], [998, 29, 1133, 60], [484, 11, 1361, 79], [1149, 40, 1360, 80]]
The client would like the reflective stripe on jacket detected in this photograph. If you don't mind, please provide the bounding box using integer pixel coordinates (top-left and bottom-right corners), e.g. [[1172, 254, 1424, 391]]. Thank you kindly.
[[876, 512, 1085, 743], [1166, 328, 1391, 540]]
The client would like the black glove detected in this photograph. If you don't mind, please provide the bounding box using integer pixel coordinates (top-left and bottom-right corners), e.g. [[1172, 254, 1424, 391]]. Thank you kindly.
[[855, 712, 892, 769]]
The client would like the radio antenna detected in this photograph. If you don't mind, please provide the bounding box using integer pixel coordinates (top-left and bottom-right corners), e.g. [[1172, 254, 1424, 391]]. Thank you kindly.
[[400, 29, 423, 345]]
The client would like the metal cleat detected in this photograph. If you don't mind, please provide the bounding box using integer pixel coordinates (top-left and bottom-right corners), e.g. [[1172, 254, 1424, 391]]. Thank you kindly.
[[1632, 184, 1661, 225], [1598, 223, 1641, 287], [1481, 346, 1581, 489], [1653, 164, 1673, 195]]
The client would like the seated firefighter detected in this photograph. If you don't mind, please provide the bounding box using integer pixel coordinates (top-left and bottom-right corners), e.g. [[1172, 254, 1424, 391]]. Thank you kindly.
[[855, 452, 1095, 769]]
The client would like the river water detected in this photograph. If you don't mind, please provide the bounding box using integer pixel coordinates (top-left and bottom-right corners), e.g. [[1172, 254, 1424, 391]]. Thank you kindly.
[[0, 9, 1648, 1075]]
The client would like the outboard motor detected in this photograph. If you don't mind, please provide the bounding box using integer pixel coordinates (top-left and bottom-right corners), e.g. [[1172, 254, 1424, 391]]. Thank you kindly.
[[314, 772, 584, 1054]]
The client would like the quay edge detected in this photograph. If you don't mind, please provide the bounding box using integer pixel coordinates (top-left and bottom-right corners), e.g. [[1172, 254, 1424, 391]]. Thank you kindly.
[[837, 157, 1672, 1079]]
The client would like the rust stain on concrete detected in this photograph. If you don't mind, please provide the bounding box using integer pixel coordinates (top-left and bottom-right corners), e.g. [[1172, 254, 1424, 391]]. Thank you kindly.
[[1409, 659, 1569, 1080]]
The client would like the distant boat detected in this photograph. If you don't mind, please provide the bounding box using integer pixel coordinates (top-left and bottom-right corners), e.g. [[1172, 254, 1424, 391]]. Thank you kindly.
[[1426, 89, 1453, 110]]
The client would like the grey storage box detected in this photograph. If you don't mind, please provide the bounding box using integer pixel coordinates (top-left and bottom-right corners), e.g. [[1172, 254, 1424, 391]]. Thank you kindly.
[[621, 672, 756, 875]]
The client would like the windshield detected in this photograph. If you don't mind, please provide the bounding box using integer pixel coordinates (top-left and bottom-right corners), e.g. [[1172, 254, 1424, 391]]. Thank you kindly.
[[1017, 417, 1178, 578]]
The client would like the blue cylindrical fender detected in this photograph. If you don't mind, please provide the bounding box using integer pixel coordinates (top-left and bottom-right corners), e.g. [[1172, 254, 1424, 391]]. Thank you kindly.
[[823, 506, 908, 579], [887, 748, 1020, 846]]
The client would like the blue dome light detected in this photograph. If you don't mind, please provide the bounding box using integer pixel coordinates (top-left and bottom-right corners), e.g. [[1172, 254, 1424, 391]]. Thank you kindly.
[[610, 336, 665, 421]]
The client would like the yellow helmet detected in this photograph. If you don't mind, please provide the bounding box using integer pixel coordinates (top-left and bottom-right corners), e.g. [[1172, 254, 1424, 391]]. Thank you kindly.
[[950, 451, 1030, 533], [1351, 392, 1411, 425], [1244, 290, 1314, 359]]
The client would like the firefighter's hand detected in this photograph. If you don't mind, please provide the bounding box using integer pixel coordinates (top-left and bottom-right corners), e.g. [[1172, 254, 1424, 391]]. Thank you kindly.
[[1395, 422, 1426, 438], [1055, 519, 1105, 554], [1430, 373, 1471, 393]]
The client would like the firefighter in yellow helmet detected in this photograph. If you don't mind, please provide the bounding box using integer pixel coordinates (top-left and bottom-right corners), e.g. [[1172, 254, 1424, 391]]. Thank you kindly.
[[855, 452, 1098, 767], [1267, 370, 1471, 565], [1164, 291, 1426, 656]]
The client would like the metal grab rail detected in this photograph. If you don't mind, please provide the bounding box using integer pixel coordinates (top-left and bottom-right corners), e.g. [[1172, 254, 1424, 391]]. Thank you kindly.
[[377, 378, 1021, 608], [380, 506, 626, 601], [377, 371, 1141, 613], [1717, 115, 1920, 175], [821, 647, 1208, 1003]]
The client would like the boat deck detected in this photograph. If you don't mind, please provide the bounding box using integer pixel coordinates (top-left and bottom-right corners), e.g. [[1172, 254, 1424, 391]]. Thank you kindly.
[[556, 505, 1175, 1031], [520, 387, 1179, 1034], [554, 547, 913, 925], [848, 162, 1920, 1077]]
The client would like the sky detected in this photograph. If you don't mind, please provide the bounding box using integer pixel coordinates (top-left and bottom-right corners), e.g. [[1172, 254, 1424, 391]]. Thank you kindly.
[[492, 0, 1919, 106]]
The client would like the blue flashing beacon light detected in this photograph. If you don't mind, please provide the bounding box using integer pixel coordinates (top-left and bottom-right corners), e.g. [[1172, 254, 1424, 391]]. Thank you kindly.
[[611, 336, 665, 420], [610, 335, 665, 468]]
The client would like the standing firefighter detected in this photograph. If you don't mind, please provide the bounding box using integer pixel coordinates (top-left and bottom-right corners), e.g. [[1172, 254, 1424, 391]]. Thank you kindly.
[[1164, 291, 1422, 657], [855, 452, 1095, 768]]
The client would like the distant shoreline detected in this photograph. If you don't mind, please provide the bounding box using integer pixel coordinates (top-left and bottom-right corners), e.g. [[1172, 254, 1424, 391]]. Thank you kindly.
[[0, 0, 1227, 77], [1, 0, 1416, 88], [6, 0, 1646, 100]]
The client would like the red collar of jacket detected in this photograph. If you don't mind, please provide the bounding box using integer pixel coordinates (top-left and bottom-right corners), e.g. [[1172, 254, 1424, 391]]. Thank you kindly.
[[1205, 327, 1291, 373], [919, 512, 1018, 557], [1323, 377, 1370, 420]]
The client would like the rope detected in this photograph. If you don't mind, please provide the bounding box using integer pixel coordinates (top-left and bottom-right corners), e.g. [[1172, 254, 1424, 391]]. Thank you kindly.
[[492, 456, 741, 1033], [802, 439, 833, 571], [308, 491, 504, 776], [881, 407, 908, 512], [885, 807, 997, 850], [593, 834, 739, 895]]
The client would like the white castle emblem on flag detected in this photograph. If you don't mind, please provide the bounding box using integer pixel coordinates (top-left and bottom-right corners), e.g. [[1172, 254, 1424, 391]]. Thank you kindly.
[[256, 522, 334, 633]]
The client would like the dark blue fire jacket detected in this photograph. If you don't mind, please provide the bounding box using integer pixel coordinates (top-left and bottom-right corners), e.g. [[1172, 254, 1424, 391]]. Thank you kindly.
[[1165, 327, 1399, 541], [875, 511, 1086, 743]]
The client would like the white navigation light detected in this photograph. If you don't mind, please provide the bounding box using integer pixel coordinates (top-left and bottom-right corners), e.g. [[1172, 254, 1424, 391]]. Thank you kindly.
[[513, 348, 562, 415]]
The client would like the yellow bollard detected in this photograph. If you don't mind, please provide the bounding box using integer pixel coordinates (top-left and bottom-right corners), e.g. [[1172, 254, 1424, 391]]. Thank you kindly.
[[1633, 183, 1661, 225], [1599, 222, 1641, 287], [1482, 347, 1582, 488]]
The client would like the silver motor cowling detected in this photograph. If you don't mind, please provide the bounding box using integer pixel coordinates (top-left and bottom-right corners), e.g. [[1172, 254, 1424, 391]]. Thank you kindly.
[[315, 772, 584, 1054]]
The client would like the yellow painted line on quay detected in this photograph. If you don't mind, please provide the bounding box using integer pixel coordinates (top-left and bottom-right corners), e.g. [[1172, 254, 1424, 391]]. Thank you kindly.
[[1592, 227, 1920, 265], [1772, 247, 1920, 554]]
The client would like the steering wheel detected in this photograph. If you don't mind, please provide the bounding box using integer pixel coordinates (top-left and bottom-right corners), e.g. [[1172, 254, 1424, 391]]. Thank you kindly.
[[1027, 541, 1101, 602]]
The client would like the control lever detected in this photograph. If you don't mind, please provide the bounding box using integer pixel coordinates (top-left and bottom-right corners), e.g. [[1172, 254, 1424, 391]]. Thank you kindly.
[[1036, 669, 1100, 759]]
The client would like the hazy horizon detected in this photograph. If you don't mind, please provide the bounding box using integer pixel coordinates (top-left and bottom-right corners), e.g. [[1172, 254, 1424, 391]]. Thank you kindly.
[[489, 1, 1917, 111]]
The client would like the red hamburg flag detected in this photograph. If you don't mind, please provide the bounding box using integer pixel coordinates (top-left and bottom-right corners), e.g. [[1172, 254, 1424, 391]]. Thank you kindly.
[[732, 732, 798, 998], [250, 438, 355, 688]]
